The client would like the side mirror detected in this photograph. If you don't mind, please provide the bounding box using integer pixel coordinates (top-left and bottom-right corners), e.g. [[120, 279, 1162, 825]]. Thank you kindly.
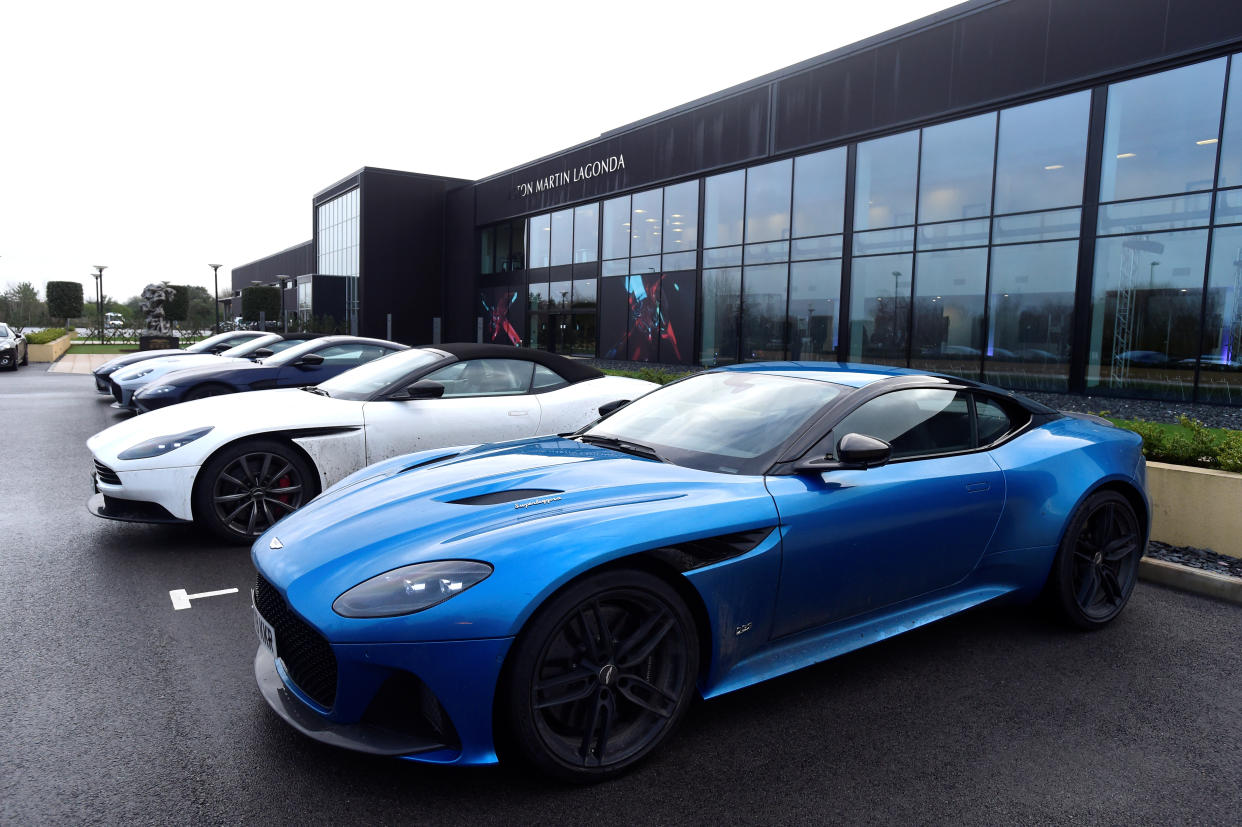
[[598, 399, 629, 417], [293, 352, 325, 367], [397, 380, 445, 400], [794, 433, 891, 473], [252, 347, 275, 359], [209, 344, 230, 354]]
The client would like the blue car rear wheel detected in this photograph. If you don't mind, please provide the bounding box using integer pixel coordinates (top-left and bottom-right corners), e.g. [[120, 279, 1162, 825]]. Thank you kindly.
[[1049, 490, 1142, 630]]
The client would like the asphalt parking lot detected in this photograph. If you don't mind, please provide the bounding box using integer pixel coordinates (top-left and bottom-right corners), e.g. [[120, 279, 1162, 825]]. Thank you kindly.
[[2, 368, 1240, 825]]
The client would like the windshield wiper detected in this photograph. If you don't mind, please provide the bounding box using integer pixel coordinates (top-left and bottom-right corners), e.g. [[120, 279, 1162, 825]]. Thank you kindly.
[[300, 386, 331, 397], [576, 434, 665, 462]]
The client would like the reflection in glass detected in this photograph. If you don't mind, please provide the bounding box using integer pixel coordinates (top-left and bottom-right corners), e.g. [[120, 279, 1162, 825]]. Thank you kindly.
[[1200, 225, 1242, 402], [1216, 188, 1242, 226], [700, 267, 741, 365], [703, 246, 742, 268], [1097, 193, 1211, 235], [574, 204, 599, 263], [572, 278, 598, 310], [602, 196, 630, 260], [793, 147, 846, 238], [742, 264, 788, 361], [601, 259, 628, 277], [528, 280, 549, 311], [1100, 59, 1227, 202], [916, 219, 990, 251], [630, 255, 660, 275], [663, 251, 696, 272], [744, 241, 790, 265], [852, 227, 915, 256], [855, 130, 919, 231], [549, 280, 572, 311], [789, 260, 840, 360], [850, 253, 913, 366], [704, 170, 745, 248], [985, 240, 1078, 390], [664, 181, 698, 252], [993, 209, 1081, 244], [550, 209, 573, 267], [910, 248, 988, 377], [1218, 54, 1242, 188], [1088, 229, 1208, 399], [507, 219, 524, 272], [631, 189, 663, 257], [995, 91, 1090, 214], [918, 113, 996, 223], [791, 235, 844, 261], [528, 214, 551, 269], [745, 160, 792, 243]]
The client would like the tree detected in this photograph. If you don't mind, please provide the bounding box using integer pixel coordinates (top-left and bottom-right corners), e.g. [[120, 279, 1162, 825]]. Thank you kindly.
[[183, 285, 217, 332], [46, 281, 84, 328], [165, 284, 190, 324], [2, 282, 47, 331], [241, 286, 281, 324]]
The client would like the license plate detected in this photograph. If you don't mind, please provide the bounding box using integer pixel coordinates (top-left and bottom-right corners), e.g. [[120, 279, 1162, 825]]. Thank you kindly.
[[253, 595, 277, 660]]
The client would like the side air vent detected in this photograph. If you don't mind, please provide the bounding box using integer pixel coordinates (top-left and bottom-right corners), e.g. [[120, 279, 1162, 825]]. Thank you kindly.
[[647, 528, 775, 572], [450, 488, 563, 506]]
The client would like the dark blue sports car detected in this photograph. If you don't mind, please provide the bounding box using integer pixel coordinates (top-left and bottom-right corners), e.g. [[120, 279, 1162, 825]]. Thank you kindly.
[[251, 363, 1148, 781]]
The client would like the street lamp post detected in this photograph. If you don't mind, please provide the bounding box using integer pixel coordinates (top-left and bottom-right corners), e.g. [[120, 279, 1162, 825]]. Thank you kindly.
[[92, 265, 107, 343], [209, 264, 222, 334]]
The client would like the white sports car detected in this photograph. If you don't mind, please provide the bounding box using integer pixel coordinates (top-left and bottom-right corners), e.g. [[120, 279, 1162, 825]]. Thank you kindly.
[[87, 344, 658, 542]]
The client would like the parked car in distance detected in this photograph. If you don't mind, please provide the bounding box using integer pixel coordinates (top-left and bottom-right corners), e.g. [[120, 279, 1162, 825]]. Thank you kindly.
[[92, 330, 269, 393], [108, 333, 322, 408], [86, 344, 658, 542], [248, 363, 1147, 781], [0, 323, 28, 370], [105, 312, 125, 328]]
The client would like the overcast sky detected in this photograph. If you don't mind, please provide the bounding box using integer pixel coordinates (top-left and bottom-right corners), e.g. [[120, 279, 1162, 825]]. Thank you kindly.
[[2, 0, 960, 304]]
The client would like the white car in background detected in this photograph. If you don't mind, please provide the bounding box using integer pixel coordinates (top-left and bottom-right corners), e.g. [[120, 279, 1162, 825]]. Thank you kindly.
[[87, 344, 658, 542]]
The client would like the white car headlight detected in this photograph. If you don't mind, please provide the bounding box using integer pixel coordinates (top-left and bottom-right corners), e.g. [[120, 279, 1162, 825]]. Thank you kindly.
[[117, 427, 213, 460], [332, 561, 493, 618]]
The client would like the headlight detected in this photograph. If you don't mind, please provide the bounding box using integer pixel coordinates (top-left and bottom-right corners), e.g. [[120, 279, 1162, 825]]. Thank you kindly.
[[332, 561, 493, 618], [117, 427, 213, 460], [137, 384, 177, 396], [121, 367, 155, 381]]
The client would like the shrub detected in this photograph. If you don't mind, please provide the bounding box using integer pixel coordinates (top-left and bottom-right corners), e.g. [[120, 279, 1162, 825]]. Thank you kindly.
[[1218, 431, 1242, 473], [24, 327, 70, 345], [165, 284, 190, 322], [602, 367, 691, 385], [241, 286, 281, 323], [46, 282, 84, 326], [1110, 415, 1242, 471]]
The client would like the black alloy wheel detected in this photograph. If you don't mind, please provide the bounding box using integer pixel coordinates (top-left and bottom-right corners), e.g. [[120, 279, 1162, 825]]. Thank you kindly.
[[193, 440, 316, 543], [184, 384, 233, 402], [504, 569, 698, 782], [1, 352, 13, 370], [1049, 490, 1143, 629]]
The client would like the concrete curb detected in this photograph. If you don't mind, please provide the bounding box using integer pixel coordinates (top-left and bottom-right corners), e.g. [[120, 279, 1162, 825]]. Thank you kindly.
[[1139, 557, 1242, 606]]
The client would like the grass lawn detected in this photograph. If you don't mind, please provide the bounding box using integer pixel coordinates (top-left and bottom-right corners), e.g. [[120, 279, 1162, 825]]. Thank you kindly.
[[66, 344, 137, 354]]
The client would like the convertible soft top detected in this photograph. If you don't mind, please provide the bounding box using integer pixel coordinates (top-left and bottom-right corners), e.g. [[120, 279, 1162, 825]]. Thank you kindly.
[[432, 343, 604, 384]]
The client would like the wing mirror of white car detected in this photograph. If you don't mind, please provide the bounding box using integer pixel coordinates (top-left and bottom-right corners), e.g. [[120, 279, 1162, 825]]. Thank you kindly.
[[293, 352, 325, 367], [794, 433, 892, 473], [251, 347, 275, 359], [394, 380, 445, 400], [598, 399, 630, 417]]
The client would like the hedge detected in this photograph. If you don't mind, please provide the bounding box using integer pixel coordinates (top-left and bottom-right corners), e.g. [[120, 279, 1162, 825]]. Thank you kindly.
[[602, 367, 693, 385], [24, 327, 70, 345], [1110, 415, 1242, 473], [46, 282, 84, 325]]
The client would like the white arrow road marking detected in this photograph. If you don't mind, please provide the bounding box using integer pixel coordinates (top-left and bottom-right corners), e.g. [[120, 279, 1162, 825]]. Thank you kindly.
[[170, 587, 239, 611]]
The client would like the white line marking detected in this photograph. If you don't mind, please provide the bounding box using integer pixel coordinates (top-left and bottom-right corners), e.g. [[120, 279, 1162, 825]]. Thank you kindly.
[[169, 587, 239, 611]]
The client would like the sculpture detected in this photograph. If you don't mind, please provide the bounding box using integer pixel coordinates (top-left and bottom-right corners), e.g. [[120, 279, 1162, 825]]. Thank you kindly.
[[139, 282, 177, 334]]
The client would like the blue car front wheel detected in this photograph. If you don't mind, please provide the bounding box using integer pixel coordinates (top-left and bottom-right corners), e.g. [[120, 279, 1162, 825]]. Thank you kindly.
[[502, 568, 699, 782]]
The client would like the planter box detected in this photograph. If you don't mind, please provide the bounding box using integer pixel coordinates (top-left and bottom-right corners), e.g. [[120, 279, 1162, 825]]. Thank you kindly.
[[1147, 461, 1242, 559], [28, 332, 75, 363]]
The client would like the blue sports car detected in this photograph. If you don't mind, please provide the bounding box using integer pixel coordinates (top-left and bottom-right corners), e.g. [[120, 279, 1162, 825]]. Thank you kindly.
[[251, 363, 1148, 781]]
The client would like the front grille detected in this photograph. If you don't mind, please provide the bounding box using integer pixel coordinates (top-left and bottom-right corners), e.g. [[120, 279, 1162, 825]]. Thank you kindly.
[[254, 575, 338, 709], [94, 460, 122, 486], [110, 381, 122, 403]]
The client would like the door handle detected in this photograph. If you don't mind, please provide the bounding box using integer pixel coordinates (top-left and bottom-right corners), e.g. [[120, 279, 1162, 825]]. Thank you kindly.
[[508, 410, 528, 416], [965, 481, 990, 493]]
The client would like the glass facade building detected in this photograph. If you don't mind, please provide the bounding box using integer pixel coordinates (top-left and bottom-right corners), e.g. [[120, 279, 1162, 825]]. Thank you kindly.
[[316, 188, 361, 335]]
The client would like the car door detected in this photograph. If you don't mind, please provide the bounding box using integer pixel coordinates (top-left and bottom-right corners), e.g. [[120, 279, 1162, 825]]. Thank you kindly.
[[766, 387, 1006, 638], [361, 358, 542, 464], [274, 343, 395, 387]]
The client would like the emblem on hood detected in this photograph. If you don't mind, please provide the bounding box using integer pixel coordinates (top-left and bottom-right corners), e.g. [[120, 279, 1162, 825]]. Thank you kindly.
[[513, 496, 562, 510], [269, 537, 284, 549]]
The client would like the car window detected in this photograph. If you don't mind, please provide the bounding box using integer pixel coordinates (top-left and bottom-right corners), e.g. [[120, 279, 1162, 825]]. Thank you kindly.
[[833, 388, 973, 460], [531, 364, 568, 391], [0, 324, 10, 337], [424, 358, 535, 397], [316, 344, 389, 366], [265, 338, 307, 355], [976, 396, 1013, 445]]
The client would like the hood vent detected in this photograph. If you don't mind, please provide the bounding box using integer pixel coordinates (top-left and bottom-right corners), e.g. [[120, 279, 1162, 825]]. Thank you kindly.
[[450, 488, 563, 506], [399, 452, 462, 475]]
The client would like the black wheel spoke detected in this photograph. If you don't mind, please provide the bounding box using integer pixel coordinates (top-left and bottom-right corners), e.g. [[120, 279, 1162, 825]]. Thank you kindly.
[[1075, 565, 1099, 607], [616, 610, 674, 668], [214, 491, 249, 503], [578, 692, 614, 765], [258, 453, 272, 487], [260, 499, 275, 529], [237, 455, 254, 485], [1099, 567, 1123, 602], [222, 500, 251, 525], [263, 497, 298, 513], [575, 607, 607, 662], [533, 669, 597, 710], [1102, 536, 1138, 562], [267, 484, 302, 496], [617, 675, 678, 718], [266, 462, 292, 486], [245, 502, 258, 535], [219, 472, 245, 489]]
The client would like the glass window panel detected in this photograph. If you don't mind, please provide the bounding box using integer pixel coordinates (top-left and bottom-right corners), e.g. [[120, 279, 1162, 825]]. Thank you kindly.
[[745, 160, 792, 243], [1218, 54, 1242, 188], [1198, 224, 1242, 402], [850, 253, 913, 366], [916, 219, 990, 251], [631, 189, 663, 257], [663, 251, 697, 271], [985, 240, 1078, 390], [789, 259, 841, 359], [703, 246, 742, 268], [744, 241, 790, 265], [601, 259, 628, 276], [528, 280, 549, 311], [508, 219, 525, 272], [1097, 193, 1212, 235], [918, 113, 996, 223], [1088, 229, 1209, 399], [663, 181, 698, 252], [1100, 59, 1227, 201], [910, 248, 988, 376], [602, 196, 631, 260], [833, 389, 973, 459], [854, 130, 919, 231], [1216, 188, 1242, 226], [573, 204, 598, 263], [528, 214, 551, 269], [550, 209, 573, 267], [701, 268, 741, 366], [992, 209, 1082, 244], [704, 170, 745, 248], [792, 147, 846, 238], [548, 280, 572, 312], [852, 226, 915, 257], [995, 91, 1090, 214], [742, 264, 788, 361], [630, 255, 661, 275], [572, 278, 598, 310], [792, 235, 844, 261], [480, 227, 495, 275]]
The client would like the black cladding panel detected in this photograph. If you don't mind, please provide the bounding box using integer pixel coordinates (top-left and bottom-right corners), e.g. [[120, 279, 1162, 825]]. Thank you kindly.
[[231, 241, 314, 292], [951, 0, 1050, 106], [774, 49, 877, 153], [872, 21, 957, 127], [1045, 0, 1170, 84], [1166, 0, 1242, 53]]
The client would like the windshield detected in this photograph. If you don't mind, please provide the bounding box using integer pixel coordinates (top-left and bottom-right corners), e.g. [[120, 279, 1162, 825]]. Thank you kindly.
[[316, 348, 446, 400], [582, 371, 846, 474], [220, 334, 283, 357], [263, 338, 332, 366], [0, 324, 10, 338], [186, 330, 249, 353]]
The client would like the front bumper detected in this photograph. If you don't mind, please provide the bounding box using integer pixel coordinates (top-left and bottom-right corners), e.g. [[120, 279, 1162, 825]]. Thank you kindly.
[[88, 462, 200, 522], [94, 371, 114, 393], [132, 391, 180, 413]]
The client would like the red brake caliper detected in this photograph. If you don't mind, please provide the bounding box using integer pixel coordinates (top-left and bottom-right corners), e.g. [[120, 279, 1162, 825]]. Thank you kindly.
[[276, 475, 292, 504]]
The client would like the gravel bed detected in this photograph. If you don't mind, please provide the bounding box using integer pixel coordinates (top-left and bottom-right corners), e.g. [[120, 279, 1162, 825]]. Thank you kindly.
[[1146, 541, 1242, 579]]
